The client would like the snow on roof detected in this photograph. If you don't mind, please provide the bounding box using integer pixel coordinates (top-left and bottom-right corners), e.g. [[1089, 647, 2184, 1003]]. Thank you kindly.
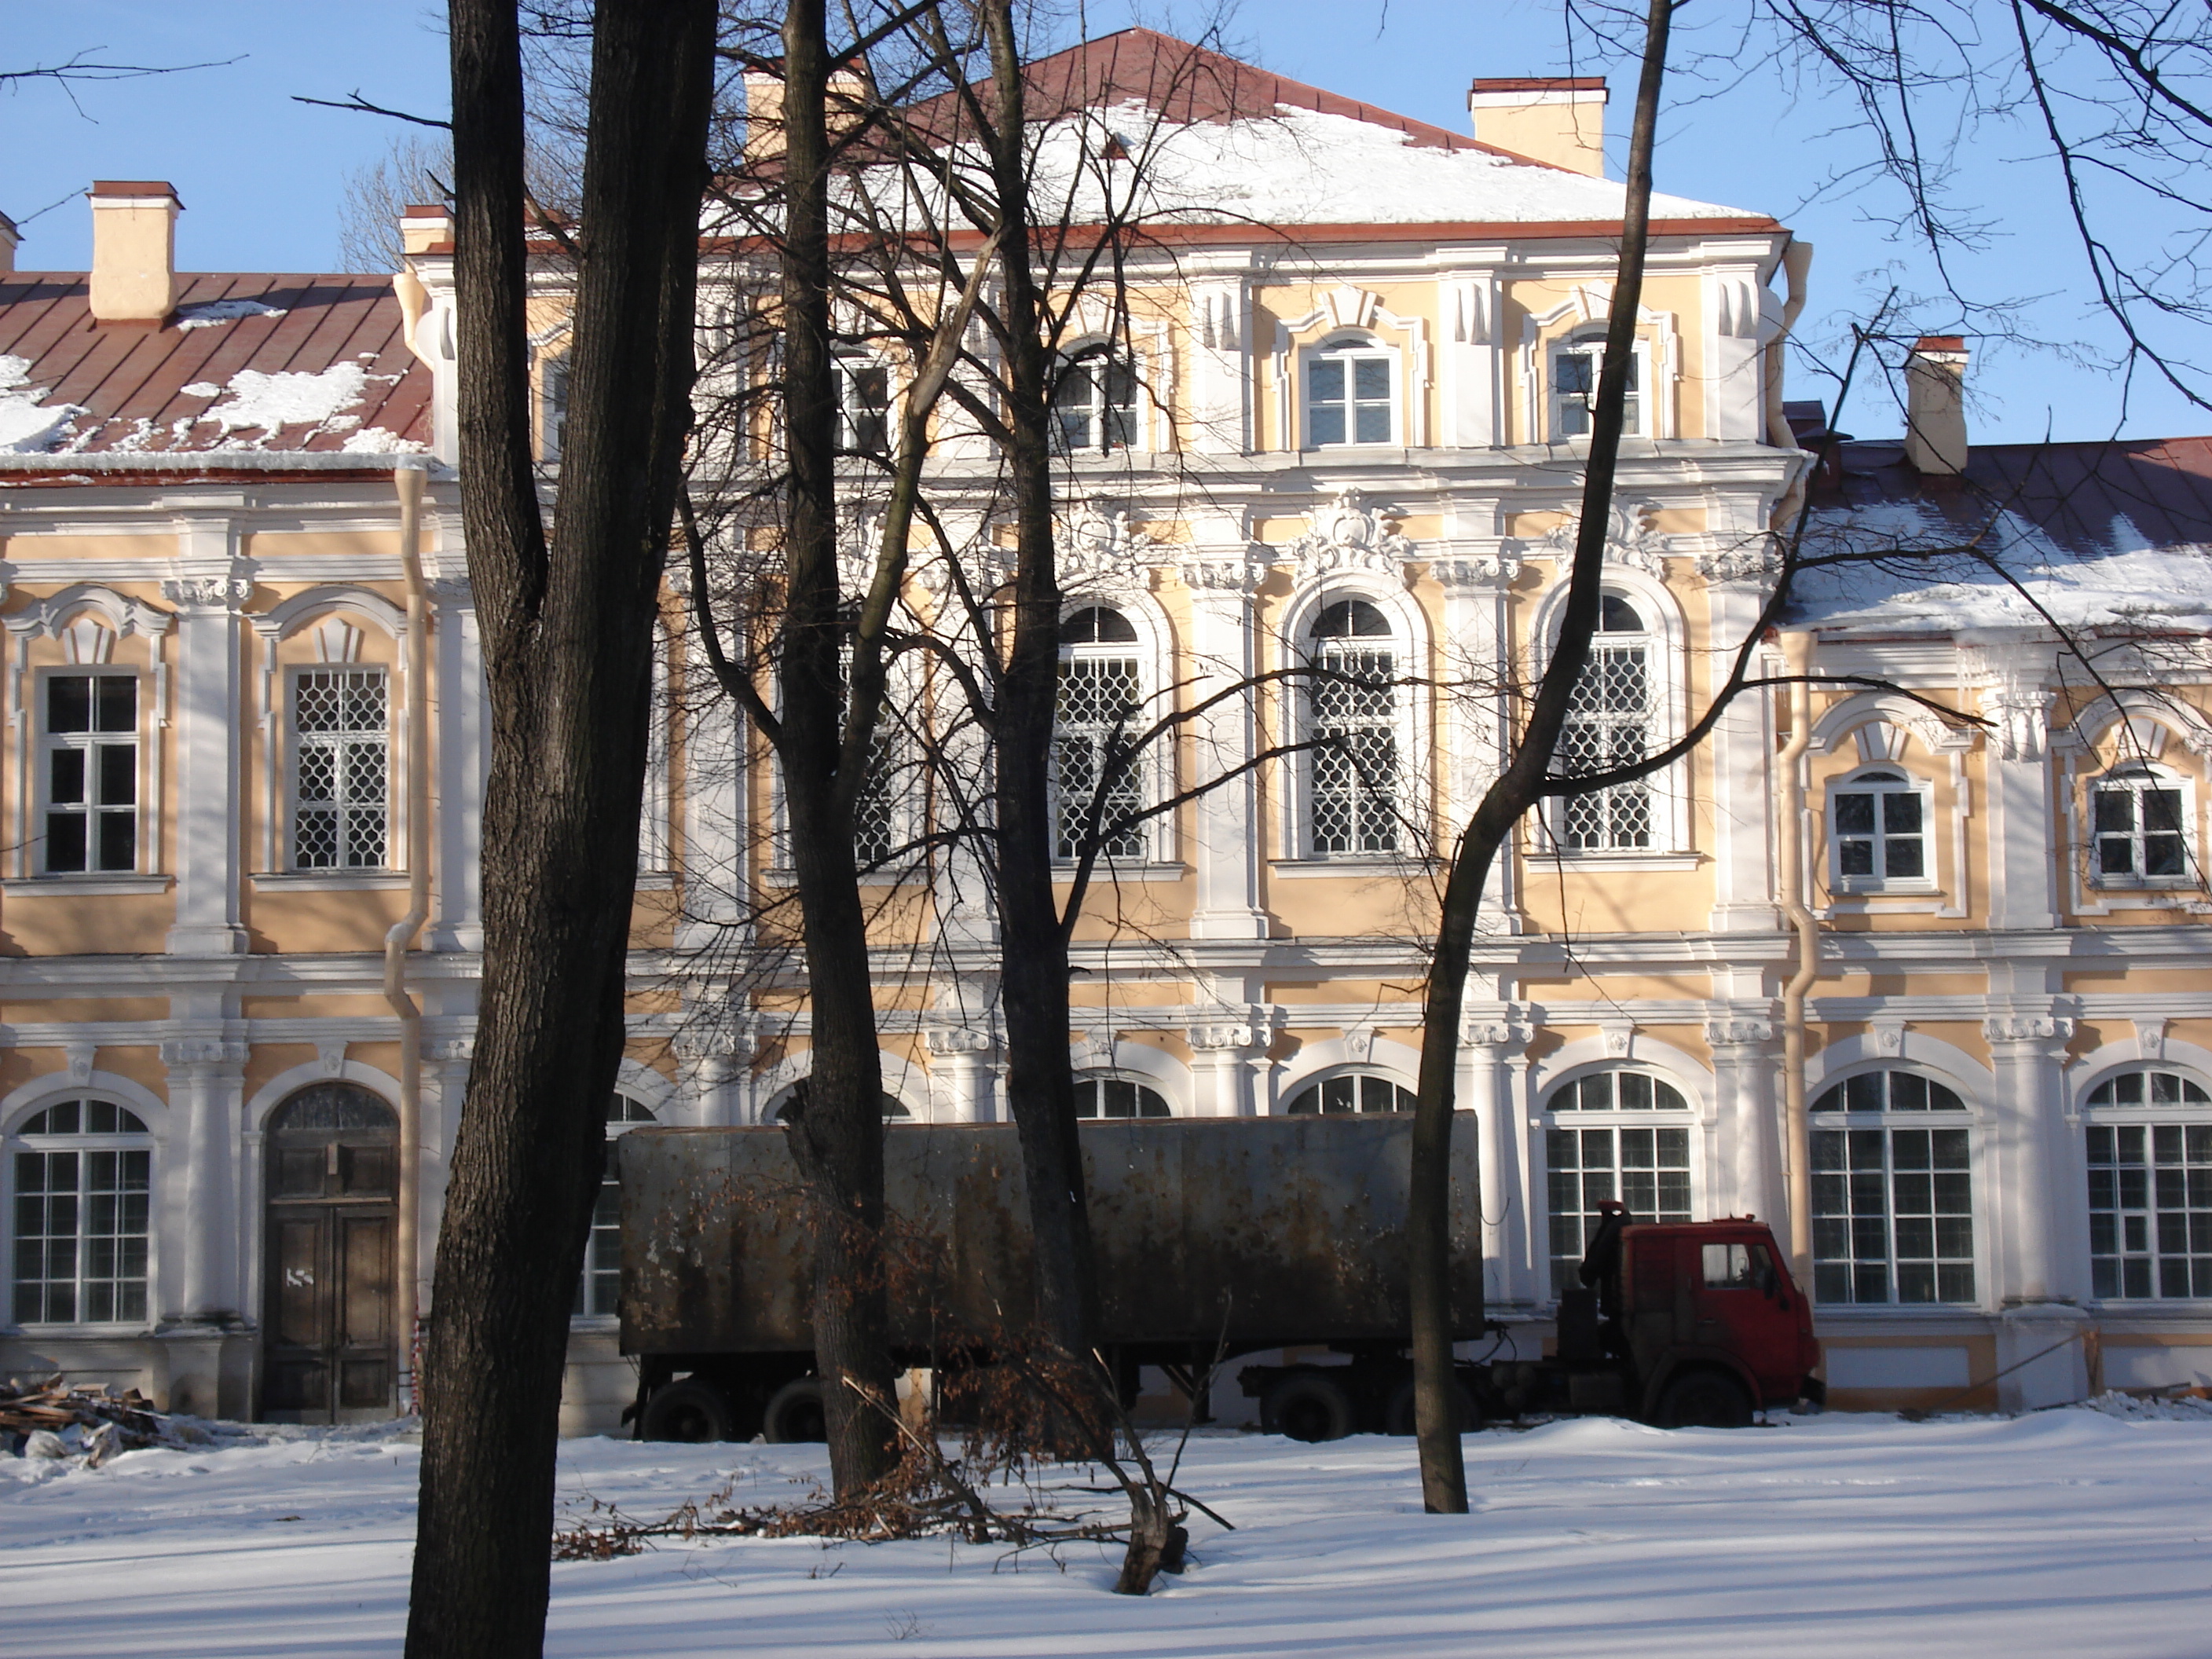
[[0, 273, 430, 459], [1792, 438, 2212, 635]]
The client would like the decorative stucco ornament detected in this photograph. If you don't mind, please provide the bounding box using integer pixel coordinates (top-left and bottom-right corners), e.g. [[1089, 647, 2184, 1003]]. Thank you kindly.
[[1538, 499, 1671, 576], [1286, 488, 1415, 581], [1057, 497, 1166, 593]]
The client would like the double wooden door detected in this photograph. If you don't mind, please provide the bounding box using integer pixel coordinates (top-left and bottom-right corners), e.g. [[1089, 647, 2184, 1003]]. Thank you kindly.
[[261, 1085, 397, 1423]]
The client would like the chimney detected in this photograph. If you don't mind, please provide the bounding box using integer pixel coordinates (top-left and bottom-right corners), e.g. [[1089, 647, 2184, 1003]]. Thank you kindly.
[[742, 63, 870, 166], [399, 204, 453, 257], [0, 209, 18, 275], [89, 180, 181, 328], [1469, 78, 1608, 175], [1903, 335, 1969, 475]]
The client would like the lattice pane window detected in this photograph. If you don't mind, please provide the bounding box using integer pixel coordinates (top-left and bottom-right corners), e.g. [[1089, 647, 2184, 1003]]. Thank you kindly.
[[1811, 1111, 1975, 1306], [11, 1101, 152, 1325], [1552, 335, 1643, 439], [2093, 770, 2192, 884], [1054, 651, 1145, 860], [1555, 595, 1654, 851], [1307, 347, 1395, 445], [1307, 640, 1400, 855], [1546, 1123, 1690, 1295], [575, 1093, 656, 1319], [1051, 353, 1137, 454], [293, 669, 390, 870], [43, 673, 138, 874], [851, 731, 901, 869]]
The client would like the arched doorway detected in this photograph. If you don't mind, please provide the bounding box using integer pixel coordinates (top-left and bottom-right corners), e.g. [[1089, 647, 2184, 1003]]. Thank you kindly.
[[261, 1082, 398, 1423]]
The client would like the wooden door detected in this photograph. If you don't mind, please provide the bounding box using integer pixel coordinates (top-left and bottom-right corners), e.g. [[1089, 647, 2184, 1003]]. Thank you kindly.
[[261, 1085, 397, 1423]]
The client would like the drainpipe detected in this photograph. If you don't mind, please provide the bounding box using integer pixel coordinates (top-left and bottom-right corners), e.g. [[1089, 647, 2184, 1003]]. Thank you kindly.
[[1777, 630, 1820, 1288], [386, 462, 433, 1411], [1765, 240, 1816, 530]]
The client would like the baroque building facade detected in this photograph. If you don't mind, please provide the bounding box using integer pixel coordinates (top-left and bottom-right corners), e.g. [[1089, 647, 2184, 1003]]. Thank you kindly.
[[2, 33, 2210, 1429]]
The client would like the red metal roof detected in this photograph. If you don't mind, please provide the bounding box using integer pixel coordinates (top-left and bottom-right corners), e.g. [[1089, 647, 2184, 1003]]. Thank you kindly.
[[0, 271, 430, 455]]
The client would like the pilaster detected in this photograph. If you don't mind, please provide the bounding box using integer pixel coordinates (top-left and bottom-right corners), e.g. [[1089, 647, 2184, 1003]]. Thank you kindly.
[[427, 573, 484, 952], [1706, 1013, 1784, 1223], [1461, 1002, 1533, 1304], [159, 566, 252, 954], [158, 1035, 248, 1323], [1185, 1004, 1273, 1117], [1983, 1011, 2078, 1307], [1177, 547, 1271, 939]]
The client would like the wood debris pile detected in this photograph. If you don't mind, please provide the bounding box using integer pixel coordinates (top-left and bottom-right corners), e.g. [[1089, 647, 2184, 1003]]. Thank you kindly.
[[2, 1375, 174, 1466]]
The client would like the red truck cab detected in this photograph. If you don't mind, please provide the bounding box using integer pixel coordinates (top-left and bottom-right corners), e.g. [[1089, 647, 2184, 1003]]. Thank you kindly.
[[1610, 1215, 1822, 1424]]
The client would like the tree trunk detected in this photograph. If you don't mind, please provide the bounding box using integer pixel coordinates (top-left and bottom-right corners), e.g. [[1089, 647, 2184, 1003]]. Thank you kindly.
[[406, 3, 714, 1655], [773, 0, 899, 1496], [1406, 0, 1674, 1515], [978, 0, 1101, 1362]]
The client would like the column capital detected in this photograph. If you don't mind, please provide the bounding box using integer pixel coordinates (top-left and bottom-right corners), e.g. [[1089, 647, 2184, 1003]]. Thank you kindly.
[[1705, 1016, 1778, 1053], [1187, 1003, 1273, 1053], [1459, 1002, 1533, 1050], [159, 574, 255, 613], [159, 1036, 248, 1073], [1984, 1013, 2074, 1052]]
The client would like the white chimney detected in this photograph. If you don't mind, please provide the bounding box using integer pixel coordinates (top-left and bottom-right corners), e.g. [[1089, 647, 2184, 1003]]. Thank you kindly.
[[1468, 78, 1608, 176], [1903, 335, 1969, 476], [89, 180, 181, 328]]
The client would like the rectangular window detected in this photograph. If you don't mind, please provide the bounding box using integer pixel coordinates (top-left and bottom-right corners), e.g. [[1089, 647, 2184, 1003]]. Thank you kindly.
[[2095, 782, 2188, 881], [837, 361, 890, 454], [851, 731, 900, 870], [1054, 655, 1145, 860], [1307, 648, 1398, 854], [1547, 1124, 1690, 1295], [1833, 780, 1927, 885], [292, 670, 389, 870], [43, 673, 137, 874], [573, 1169, 622, 1318], [1553, 342, 1642, 440], [1812, 1126, 1975, 1304], [2088, 1122, 2212, 1298], [12, 1146, 150, 1324], [1307, 352, 1393, 446]]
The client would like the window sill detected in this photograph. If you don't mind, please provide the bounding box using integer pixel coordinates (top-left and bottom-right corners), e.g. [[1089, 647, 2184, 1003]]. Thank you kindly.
[[2, 875, 173, 897], [1270, 857, 1429, 879], [1830, 880, 1940, 898], [635, 872, 676, 892], [2089, 878, 2202, 894], [1529, 851, 1703, 872], [250, 870, 410, 892], [1051, 860, 1186, 882], [760, 866, 924, 890], [5, 1321, 156, 1339]]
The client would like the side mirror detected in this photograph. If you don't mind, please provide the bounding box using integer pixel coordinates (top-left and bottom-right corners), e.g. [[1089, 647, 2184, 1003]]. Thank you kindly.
[[1754, 1262, 1778, 1298]]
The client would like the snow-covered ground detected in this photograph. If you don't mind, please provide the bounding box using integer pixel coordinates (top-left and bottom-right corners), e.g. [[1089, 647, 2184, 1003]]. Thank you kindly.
[[8, 1404, 2212, 1657]]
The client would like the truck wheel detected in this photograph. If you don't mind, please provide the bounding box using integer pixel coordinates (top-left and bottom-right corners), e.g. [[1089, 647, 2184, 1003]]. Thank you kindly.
[[639, 1378, 735, 1443], [1384, 1378, 1481, 1437], [1262, 1372, 1356, 1443], [763, 1377, 828, 1444], [1655, 1370, 1754, 1429]]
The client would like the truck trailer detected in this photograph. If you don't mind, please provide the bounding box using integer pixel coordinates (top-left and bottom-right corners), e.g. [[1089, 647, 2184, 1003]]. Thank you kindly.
[[617, 1119, 1821, 1441]]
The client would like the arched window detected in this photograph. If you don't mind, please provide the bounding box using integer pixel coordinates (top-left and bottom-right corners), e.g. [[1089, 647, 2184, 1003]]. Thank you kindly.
[[834, 353, 891, 456], [770, 1081, 911, 1123], [1051, 348, 1137, 455], [1075, 1076, 1171, 1118], [576, 1093, 657, 1320], [1829, 767, 1930, 889], [2084, 1068, 2212, 1299], [10, 1099, 152, 1325], [1303, 598, 1400, 855], [1285, 1073, 1415, 1115], [1054, 606, 1146, 861], [1810, 1069, 1973, 1306], [2091, 763, 2194, 885], [1304, 338, 1396, 446], [1555, 593, 1654, 851], [1551, 328, 1646, 441], [1544, 1069, 1692, 1295]]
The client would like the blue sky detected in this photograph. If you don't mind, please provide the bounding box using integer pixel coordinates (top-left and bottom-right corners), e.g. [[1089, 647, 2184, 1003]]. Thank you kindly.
[[2, 0, 2194, 445]]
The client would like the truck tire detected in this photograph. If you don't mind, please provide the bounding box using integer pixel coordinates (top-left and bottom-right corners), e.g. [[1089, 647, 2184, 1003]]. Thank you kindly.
[[1262, 1372, 1356, 1443], [763, 1377, 828, 1444], [639, 1378, 735, 1443], [1655, 1369, 1754, 1429], [1385, 1378, 1481, 1437]]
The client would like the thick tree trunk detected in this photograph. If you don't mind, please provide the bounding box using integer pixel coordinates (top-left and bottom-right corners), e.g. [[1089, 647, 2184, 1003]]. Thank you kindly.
[[1406, 0, 1673, 1515], [774, 0, 899, 1495], [406, 3, 714, 1655], [979, 0, 1100, 1361]]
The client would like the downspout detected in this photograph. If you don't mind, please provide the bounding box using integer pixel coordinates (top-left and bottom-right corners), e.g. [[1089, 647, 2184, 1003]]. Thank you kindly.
[[1778, 629, 1819, 1287], [386, 462, 432, 1411], [1765, 240, 1816, 528]]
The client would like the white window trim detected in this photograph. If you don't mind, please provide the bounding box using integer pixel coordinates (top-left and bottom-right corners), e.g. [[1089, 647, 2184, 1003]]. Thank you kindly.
[[1279, 584, 1430, 864], [1050, 600, 1173, 867], [1826, 764, 1938, 895], [833, 353, 893, 456], [1050, 339, 1142, 457], [1528, 576, 1689, 859], [5, 1101, 157, 1332], [1518, 288, 1679, 445], [1276, 1066, 1420, 1117], [285, 662, 394, 873], [1299, 333, 1400, 449], [1270, 290, 1430, 452], [2085, 762, 2200, 892], [34, 666, 147, 879], [1547, 331, 1654, 444]]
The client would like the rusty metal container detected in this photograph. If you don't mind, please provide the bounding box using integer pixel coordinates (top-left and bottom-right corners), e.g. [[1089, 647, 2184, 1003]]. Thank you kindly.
[[618, 1117, 1485, 1357]]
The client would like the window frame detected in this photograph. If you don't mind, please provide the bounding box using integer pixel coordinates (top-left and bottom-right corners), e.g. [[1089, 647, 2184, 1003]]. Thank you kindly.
[[1549, 329, 1653, 443], [1302, 335, 1400, 449], [833, 353, 892, 457], [1827, 765, 1937, 894], [1281, 1069, 1419, 1117], [574, 1092, 657, 1323], [287, 663, 393, 872], [1049, 343, 1140, 456], [1807, 1067, 1979, 1309], [37, 667, 144, 877], [2088, 763, 2198, 890], [2082, 1066, 2212, 1302], [1540, 1066, 1697, 1298], [1073, 1073, 1174, 1119], [1052, 605, 1153, 865], [1297, 595, 1408, 860], [1541, 588, 1682, 859], [7, 1097, 156, 1331]]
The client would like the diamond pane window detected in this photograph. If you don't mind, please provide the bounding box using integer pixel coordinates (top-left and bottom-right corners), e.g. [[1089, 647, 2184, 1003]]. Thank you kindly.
[[1306, 344, 1396, 445], [43, 673, 137, 874], [1054, 608, 1146, 861], [1305, 599, 1399, 855], [1811, 1074, 1975, 1305], [575, 1094, 656, 1319], [293, 669, 389, 870], [11, 1100, 152, 1326], [2093, 769, 2192, 884], [1556, 595, 1653, 851]]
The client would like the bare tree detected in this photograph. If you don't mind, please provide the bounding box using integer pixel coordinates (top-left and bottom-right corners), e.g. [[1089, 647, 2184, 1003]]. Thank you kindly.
[[405, 5, 716, 1657]]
